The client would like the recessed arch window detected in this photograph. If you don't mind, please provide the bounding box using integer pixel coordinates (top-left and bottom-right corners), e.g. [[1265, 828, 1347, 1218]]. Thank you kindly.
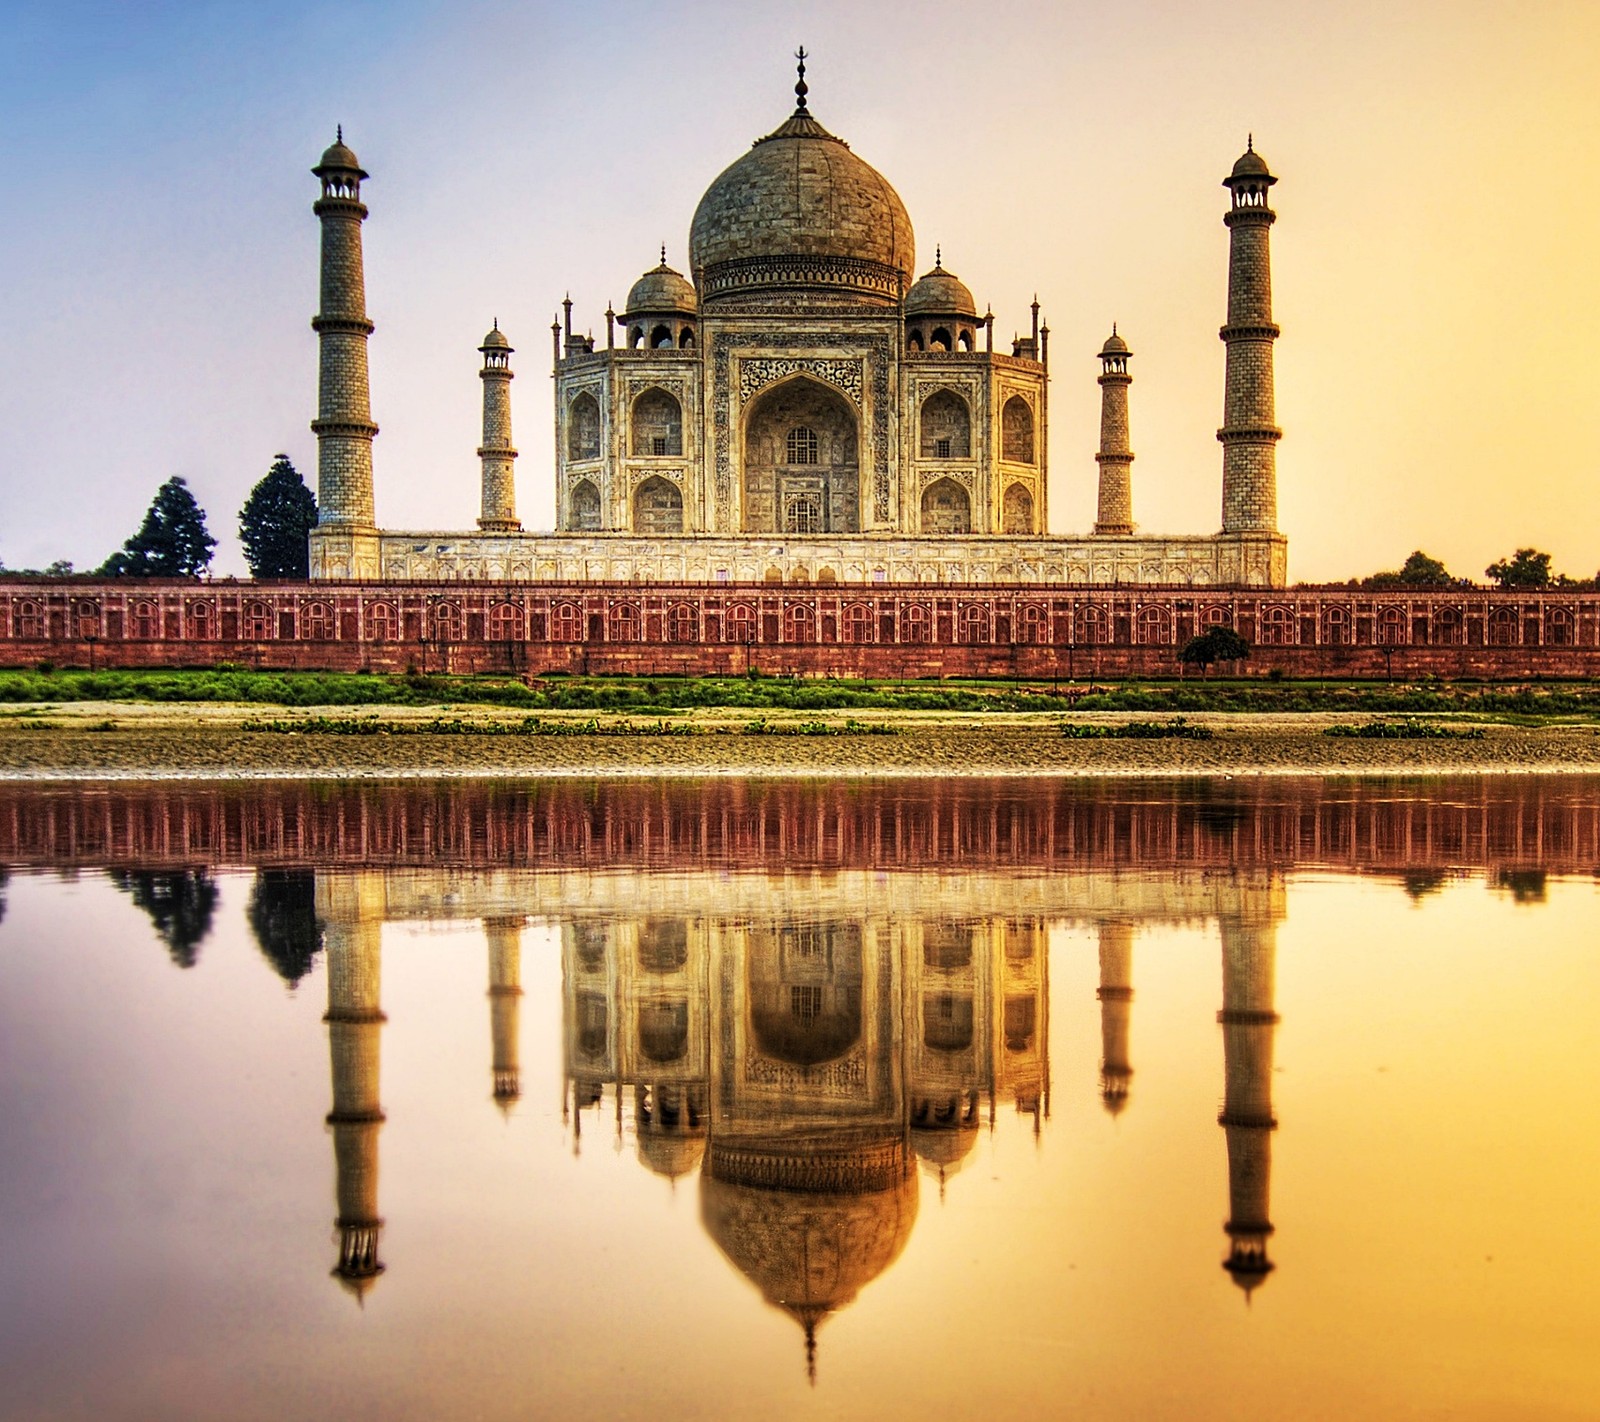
[[1001, 395, 1035, 464], [785, 426, 819, 465], [725, 604, 757, 643], [633, 476, 683, 534], [570, 479, 601, 531], [365, 602, 397, 641], [631, 389, 683, 456], [1002, 483, 1034, 534], [608, 603, 640, 642], [303, 602, 335, 640], [567, 392, 601, 461], [489, 603, 522, 641], [920, 389, 971, 459]]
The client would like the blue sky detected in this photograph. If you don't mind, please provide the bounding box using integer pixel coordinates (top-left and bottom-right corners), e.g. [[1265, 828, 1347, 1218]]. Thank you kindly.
[[2, 0, 1597, 581]]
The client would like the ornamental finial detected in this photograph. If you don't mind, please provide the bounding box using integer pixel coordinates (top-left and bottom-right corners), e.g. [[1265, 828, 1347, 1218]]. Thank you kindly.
[[935, 244, 942, 269], [660, 242, 667, 266], [336, 123, 343, 143], [794, 46, 808, 112], [1248, 132, 1254, 152]]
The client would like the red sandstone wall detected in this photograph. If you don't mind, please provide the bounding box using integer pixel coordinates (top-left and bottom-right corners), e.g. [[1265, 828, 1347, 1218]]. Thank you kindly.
[[2, 577, 1598, 679]]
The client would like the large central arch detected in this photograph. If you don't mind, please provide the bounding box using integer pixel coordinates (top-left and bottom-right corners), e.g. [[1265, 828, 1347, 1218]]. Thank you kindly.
[[740, 376, 861, 534]]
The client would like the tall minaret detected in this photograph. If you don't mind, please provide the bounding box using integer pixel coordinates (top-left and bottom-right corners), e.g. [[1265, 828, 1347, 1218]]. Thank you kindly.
[[1217, 914, 1279, 1297], [1096, 920, 1135, 1114], [486, 916, 524, 1112], [1093, 328, 1134, 536], [1218, 139, 1280, 535], [323, 888, 386, 1300], [476, 324, 520, 532], [311, 130, 378, 531]]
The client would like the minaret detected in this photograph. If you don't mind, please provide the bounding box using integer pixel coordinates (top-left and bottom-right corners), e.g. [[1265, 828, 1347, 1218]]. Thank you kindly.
[[311, 130, 378, 531], [476, 324, 520, 532], [324, 896, 386, 1300], [1217, 914, 1279, 1297], [486, 916, 524, 1112], [1096, 920, 1135, 1114], [1218, 139, 1280, 535], [1093, 328, 1135, 536]]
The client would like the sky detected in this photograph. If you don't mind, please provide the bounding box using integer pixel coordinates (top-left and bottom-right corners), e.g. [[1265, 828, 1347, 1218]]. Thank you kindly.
[[0, 0, 1596, 584]]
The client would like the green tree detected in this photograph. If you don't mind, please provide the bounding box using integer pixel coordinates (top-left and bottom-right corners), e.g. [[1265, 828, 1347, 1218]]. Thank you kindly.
[[1485, 548, 1552, 589], [1179, 625, 1250, 674], [247, 869, 324, 987], [100, 476, 217, 577], [239, 455, 318, 579], [106, 868, 219, 969], [1362, 550, 1453, 589]]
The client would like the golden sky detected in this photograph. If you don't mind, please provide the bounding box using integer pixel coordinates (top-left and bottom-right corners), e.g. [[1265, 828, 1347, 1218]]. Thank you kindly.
[[1, 0, 1596, 582]]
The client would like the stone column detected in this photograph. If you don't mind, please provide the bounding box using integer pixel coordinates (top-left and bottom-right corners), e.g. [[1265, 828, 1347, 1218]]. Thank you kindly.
[[477, 323, 520, 531], [1096, 920, 1134, 1113], [311, 130, 378, 531], [486, 916, 524, 1110], [1217, 914, 1279, 1297], [323, 882, 386, 1301], [1218, 140, 1280, 535], [1094, 328, 1135, 536]]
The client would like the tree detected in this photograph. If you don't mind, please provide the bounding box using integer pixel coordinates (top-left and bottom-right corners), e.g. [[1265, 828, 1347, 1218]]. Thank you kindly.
[[106, 868, 219, 969], [239, 455, 318, 579], [1361, 550, 1454, 589], [1180, 625, 1250, 674], [1486, 548, 1552, 589], [247, 869, 324, 987], [100, 476, 217, 577]]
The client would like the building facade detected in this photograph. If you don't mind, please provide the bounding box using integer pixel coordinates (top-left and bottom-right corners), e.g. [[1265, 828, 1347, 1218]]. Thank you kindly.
[[305, 61, 1287, 588]]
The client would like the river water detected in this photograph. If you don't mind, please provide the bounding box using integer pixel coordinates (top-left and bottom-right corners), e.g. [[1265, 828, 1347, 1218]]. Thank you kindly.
[[1, 777, 1597, 1421]]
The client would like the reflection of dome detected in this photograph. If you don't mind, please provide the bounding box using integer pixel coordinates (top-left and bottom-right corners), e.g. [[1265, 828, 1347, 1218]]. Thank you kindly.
[[625, 258, 697, 316], [689, 108, 915, 305], [701, 1133, 918, 1371], [905, 259, 976, 318], [1224, 1255, 1274, 1297], [910, 1124, 978, 1180], [637, 1130, 707, 1181]]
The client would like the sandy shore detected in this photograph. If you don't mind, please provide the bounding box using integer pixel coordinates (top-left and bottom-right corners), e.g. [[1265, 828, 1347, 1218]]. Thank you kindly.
[[2, 702, 1598, 780]]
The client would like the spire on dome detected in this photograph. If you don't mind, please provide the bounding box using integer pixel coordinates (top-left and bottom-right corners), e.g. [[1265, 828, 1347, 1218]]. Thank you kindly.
[[794, 45, 808, 113]]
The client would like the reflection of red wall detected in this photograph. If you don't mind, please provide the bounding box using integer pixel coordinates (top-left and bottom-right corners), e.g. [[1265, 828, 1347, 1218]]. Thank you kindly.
[[1, 779, 1595, 875], [3, 579, 1599, 678]]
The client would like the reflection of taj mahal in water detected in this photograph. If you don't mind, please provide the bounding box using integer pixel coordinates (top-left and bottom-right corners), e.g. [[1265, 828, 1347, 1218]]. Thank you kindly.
[[315, 864, 1286, 1362]]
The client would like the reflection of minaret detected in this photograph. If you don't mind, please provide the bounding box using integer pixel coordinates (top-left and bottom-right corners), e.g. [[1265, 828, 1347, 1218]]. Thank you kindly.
[[485, 917, 523, 1114], [1217, 915, 1279, 1297], [1097, 921, 1135, 1115], [324, 902, 386, 1301]]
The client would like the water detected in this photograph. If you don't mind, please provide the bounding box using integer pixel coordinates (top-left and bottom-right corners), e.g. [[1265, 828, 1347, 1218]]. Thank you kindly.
[[2, 778, 1598, 1421]]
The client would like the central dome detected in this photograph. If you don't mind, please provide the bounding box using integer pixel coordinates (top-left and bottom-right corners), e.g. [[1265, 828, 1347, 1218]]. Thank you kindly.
[[689, 106, 915, 307]]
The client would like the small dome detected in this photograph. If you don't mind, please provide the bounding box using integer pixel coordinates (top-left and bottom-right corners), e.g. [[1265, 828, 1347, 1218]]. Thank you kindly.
[[314, 129, 367, 178], [637, 1130, 706, 1181], [1099, 327, 1130, 358], [1227, 141, 1274, 184], [480, 322, 511, 351], [905, 257, 976, 318], [625, 257, 697, 316], [910, 1124, 978, 1172]]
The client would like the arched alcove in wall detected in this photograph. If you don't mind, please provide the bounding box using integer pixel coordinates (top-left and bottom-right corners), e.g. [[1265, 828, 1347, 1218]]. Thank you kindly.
[[631, 389, 683, 456], [741, 376, 860, 534], [633, 476, 684, 534], [920, 389, 971, 459], [567, 392, 602, 461], [921, 477, 971, 534], [569, 478, 601, 530], [747, 923, 864, 1067]]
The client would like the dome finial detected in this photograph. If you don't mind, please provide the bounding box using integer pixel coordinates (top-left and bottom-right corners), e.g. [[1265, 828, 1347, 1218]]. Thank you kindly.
[[336, 123, 343, 143], [805, 1320, 817, 1386], [794, 45, 808, 112], [660, 242, 667, 266], [1248, 132, 1254, 152], [934, 243, 942, 270]]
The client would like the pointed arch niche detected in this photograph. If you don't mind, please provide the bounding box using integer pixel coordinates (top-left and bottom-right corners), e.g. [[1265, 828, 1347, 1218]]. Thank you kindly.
[[740, 376, 860, 534]]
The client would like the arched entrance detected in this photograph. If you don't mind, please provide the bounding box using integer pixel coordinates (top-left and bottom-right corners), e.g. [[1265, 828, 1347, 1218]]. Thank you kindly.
[[741, 377, 860, 534], [921, 477, 970, 534]]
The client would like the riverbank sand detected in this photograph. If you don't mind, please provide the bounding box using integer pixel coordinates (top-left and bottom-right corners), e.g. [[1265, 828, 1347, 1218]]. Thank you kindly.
[[3, 703, 1599, 779]]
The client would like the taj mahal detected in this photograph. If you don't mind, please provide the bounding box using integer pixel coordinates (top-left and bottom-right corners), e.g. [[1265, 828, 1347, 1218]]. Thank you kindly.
[[307, 53, 1288, 589]]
